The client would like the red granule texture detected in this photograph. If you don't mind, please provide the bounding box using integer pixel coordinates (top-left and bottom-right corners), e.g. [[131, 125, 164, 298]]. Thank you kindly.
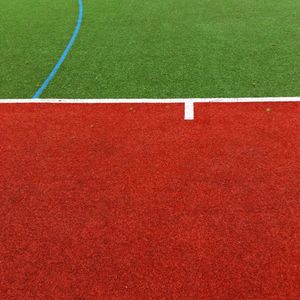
[[0, 103, 299, 299]]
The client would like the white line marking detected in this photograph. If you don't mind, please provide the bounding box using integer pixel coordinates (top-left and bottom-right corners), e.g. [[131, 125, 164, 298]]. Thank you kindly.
[[0, 97, 300, 103], [0, 97, 299, 120]]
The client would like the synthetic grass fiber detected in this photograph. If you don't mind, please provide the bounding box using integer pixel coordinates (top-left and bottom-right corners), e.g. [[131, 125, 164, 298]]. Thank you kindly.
[[0, 0, 300, 98]]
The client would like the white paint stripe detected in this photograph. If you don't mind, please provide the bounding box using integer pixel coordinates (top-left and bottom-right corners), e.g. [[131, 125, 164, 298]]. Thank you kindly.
[[0, 97, 300, 103], [1, 97, 299, 120], [184, 101, 194, 120]]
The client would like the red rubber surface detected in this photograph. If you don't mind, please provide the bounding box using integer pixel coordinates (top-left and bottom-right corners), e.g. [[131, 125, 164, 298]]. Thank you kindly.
[[0, 103, 299, 299]]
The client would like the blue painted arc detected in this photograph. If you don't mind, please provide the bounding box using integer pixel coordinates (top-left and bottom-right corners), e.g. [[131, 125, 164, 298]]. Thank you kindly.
[[32, 0, 83, 99]]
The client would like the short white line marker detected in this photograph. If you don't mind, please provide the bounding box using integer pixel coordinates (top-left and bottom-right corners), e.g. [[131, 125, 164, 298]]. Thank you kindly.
[[184, 101, 194, 120]]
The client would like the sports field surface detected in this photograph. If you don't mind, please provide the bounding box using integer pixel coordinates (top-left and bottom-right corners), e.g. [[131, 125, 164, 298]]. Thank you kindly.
[[1, 0, 300, 99], [0, 0, 299, 299]]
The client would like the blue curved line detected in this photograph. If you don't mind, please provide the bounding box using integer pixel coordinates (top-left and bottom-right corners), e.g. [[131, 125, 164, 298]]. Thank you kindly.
[[32, 0, 83, 99]]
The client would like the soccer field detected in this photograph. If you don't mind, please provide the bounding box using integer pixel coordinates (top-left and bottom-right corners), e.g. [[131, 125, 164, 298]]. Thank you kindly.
[[1, 0, 300, 99]]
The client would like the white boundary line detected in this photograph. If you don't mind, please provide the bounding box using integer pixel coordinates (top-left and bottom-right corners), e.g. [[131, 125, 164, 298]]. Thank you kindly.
[[1, 97, 299, 120], [1, 97, 300, 103]]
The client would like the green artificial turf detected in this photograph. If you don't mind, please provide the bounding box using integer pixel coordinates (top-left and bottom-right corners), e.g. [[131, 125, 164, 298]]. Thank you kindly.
[[1, 0, 300, 99], [0, 0, 77, 98]]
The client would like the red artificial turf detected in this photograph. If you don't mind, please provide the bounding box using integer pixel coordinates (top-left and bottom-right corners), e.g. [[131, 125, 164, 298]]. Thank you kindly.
[[0, 103, 299, 299]]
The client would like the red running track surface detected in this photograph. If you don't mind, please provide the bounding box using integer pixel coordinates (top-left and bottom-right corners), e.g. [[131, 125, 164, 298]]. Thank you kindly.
[[0, 103, 299, 299]]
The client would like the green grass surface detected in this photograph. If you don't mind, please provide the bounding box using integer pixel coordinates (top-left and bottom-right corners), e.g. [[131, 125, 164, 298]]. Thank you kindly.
[[1, 0, 300, 99]]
